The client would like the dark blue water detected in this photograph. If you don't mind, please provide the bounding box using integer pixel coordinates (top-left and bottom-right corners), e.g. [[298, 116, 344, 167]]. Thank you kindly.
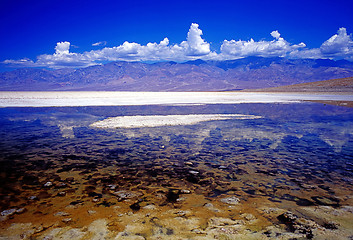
[[0, 102, 352, 215]]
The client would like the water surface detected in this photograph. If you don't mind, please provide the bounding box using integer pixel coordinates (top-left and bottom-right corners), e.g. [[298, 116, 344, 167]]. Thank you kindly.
[[0, 102, 353, 239]]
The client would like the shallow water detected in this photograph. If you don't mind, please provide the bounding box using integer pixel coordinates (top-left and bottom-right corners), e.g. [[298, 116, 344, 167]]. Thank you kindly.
[[0, 102, 353, 239]]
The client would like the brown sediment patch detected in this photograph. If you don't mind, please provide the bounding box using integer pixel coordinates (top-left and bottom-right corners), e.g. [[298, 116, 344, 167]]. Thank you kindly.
[[307, 100, 353, 108]]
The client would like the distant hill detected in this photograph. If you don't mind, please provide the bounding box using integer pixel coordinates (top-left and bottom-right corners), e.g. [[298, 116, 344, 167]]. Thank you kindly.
[[1, 57, 353, 91], [247, 76, 353, 92]]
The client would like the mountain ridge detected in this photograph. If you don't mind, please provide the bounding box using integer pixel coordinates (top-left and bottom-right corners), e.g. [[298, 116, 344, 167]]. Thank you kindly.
[[1, 57, 353, 91]]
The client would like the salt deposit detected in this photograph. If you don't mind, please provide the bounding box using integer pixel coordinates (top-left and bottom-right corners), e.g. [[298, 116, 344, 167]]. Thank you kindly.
[[90, 114, 262, 128], [0, 91, 353, 107]]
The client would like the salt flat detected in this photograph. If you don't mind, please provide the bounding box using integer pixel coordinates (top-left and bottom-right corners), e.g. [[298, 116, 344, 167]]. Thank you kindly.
[[0, 91, 353, 107]]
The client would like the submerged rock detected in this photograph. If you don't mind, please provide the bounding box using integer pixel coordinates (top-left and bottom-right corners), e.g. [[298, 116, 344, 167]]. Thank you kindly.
[[28, 195, 38, 200], [166, 189, 180, 202], [87, 210, 97, 215], [277, 211, 318, 239], [180, 189, 191, 194], [44, 181, 53, 187], [58, 191, 66, 196], [143, 204, 156, 210], [341, 205, 353, 213], [62, 218, 72, 223], [16, 208, 26, 214], [208, 217, 239, 227], [113, 190, 142, 200], [240, 213, 256, 221], [220, 196, 240, 205], [1, 209, 17, 217], [54, 211, 70, 216], [129, 202, 141, 211]]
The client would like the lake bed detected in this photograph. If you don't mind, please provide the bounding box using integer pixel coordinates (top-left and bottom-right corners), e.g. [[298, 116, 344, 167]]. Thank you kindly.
[[0, 92, 353, 239]]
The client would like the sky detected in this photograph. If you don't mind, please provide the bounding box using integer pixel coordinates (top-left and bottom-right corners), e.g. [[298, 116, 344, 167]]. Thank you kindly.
[[0, 0, 353, 71]]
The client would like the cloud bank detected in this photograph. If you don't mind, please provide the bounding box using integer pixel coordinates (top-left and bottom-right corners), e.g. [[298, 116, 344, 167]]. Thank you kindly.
[[3, 24, 353, 69], [220, 30, 306, 58]]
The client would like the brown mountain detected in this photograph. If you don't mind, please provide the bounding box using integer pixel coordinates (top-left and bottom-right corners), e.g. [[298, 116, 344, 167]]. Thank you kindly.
[[248, 76, 353, 92]]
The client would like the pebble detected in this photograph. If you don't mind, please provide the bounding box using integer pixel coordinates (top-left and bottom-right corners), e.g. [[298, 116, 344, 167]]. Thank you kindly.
[[57, 182, 67, 188], [208, 217, 238, 227], [107, 184, 117, 190], [113, 190, 142, 200], [176, 197, 186, 202], [143, 204, 156, 210], [61, 218, 72, 223], [192, 229, 203, 234], [204, 203, 214, 208], [54, 211, 70, 216], [1, 209, 16, 217], [220, 196, 240, 205], [341, 206, 353, 213], [180, 189, 191, 194], [189, 170, 199, 175], [29, 196, 38, 200], [87, 210, 97, 215], [44, 181, 53, 187], [241, 213, 256, 221], [175, 210, 189, 217], [16, 208, 26, 214]]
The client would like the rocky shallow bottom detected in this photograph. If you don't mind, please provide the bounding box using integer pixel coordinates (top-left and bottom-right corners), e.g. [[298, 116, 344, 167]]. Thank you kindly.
[[1, 196, 353, 239], [0, 104, 353, 239]]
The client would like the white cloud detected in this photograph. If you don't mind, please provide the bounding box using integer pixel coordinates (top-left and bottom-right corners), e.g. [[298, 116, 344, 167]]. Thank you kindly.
[[289, 27, 353, 60], [2, 25, 353, 69], [182, 23, 211, 56], [320, 27, 353, 57], [220, 31, 306, 58], [2, 58, 36, 67], [270, 30, 281, 40], [55, 41, 70, 55], [289, 48, 322, 59], [92, 41, 107, 47], [38, 24, 213, 68]]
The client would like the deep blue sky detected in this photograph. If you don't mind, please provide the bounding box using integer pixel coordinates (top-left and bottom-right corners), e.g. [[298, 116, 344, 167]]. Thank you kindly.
[[1, 0, 352, 71]]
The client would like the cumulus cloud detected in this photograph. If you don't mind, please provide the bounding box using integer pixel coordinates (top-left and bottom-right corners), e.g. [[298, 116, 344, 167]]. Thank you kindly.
[[320, 27, 353, 57], [220, 31, 306, 58], [12, 23, 214, 68], [4, 42, 97, 69], [182, 23, 211, 56], [92, 41, 107, 47], [55, 41, 70, 54], [290, 27, 353, 60], [2, 24, 353, 69], [270, 30, 281, 40]]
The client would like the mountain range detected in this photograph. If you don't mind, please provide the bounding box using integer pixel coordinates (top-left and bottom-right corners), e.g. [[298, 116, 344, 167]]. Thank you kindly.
[[1, 57, 353, 91]]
